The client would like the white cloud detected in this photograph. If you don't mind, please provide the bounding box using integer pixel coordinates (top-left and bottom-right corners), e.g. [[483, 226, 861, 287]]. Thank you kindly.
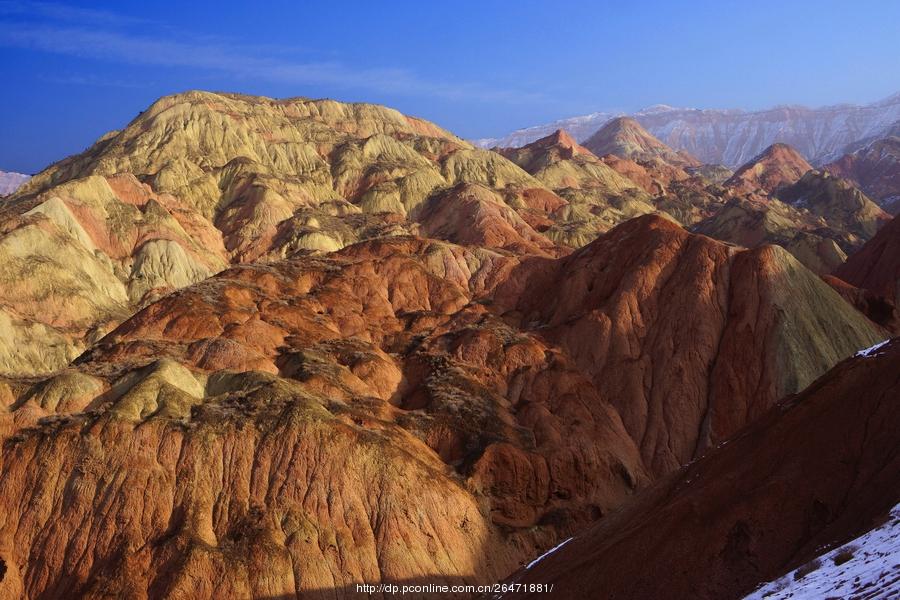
[[0, 3, 543, 104]]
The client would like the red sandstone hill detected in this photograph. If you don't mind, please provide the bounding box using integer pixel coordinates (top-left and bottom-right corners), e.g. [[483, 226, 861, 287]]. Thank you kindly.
[[496, 129, 595, 173], [507, 337, 900, 600], [494, 215, 883, 476], [583, 117, 701, 169], [725, 143, 813, 195]]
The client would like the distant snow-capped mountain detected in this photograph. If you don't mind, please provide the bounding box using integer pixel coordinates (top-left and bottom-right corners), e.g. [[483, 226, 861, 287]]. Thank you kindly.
[[477, 93, 900, 168], [0, 170, 30, 195]]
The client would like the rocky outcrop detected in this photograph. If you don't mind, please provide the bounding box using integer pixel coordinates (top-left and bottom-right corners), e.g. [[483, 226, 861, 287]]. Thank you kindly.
[[778, 170, 891, 250], [0, 173, 229, 376], [507, 337, 900, 600], [496, 130, 660, 245], [1, 92, 578, 377]]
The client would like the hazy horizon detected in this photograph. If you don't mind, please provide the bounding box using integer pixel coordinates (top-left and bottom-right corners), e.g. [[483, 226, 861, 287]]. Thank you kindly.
[[2, 0, 900, 173]]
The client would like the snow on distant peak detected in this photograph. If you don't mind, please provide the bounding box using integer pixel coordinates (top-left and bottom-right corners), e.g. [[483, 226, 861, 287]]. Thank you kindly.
[[0, 170, 30, 196], [856, 339, 891, 358], [743, 502, 900, 600], [637, 104, 680, 114]]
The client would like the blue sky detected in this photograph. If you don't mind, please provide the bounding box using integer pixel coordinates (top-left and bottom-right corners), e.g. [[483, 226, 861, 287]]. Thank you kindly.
[[1, 0, 899, 173]]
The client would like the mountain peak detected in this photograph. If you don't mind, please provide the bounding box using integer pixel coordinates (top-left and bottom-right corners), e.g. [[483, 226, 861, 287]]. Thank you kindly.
[[583, 117, 700, 167], [524, 128, 592, 156], [726, 142, 813, 194]]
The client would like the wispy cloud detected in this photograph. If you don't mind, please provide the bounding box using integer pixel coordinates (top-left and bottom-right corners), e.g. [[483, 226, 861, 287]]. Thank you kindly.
[[0, 0, 151, 26], [0, 3, 543, 104], [36, 72, 152, 89]]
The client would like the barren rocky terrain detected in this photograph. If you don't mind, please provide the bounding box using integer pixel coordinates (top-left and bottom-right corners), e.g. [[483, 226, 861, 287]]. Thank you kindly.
[[0, 90, 898, 599]]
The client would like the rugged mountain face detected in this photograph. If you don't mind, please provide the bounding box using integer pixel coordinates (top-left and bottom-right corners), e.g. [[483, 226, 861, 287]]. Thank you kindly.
[[744, 501, 900, 600], [2, 91, 584, 377], [493, 215, 883, 476], [0, 210, 884, 598], [477, 92, 900, 167], [582, 117, 700, 168], [725, 143, 813, 195], [826, 128, 900, 214], [507, 337, 900, 600], [835, 214, 900, 302], [0, 171, 29, 196]]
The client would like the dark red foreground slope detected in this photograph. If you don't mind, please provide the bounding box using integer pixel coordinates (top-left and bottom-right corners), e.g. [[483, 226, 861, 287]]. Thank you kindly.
[[508, 337, 900, 600]]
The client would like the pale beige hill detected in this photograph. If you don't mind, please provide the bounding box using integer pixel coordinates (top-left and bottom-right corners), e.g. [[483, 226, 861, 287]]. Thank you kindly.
[[0, 174, 228, 376], [3, 91, 579, 376], [17, 91, 562, 264]]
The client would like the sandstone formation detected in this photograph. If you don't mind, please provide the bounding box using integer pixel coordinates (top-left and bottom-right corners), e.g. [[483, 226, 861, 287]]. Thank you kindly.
[[508, 337, 900, 599], [497, 130, 662, 244], [778, 169, 891, 249], [493, 215, 884, 476], [0, 234, 650, 598], [691, 148, 888, 273], [1, 90, 895, 600], [0, 173, 228, 375]]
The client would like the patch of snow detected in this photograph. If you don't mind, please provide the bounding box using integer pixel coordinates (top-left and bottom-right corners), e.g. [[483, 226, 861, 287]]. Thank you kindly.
[[525, 537, 574, 570], [743, 502, 900, 600], [855, 339, 891, 358]]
